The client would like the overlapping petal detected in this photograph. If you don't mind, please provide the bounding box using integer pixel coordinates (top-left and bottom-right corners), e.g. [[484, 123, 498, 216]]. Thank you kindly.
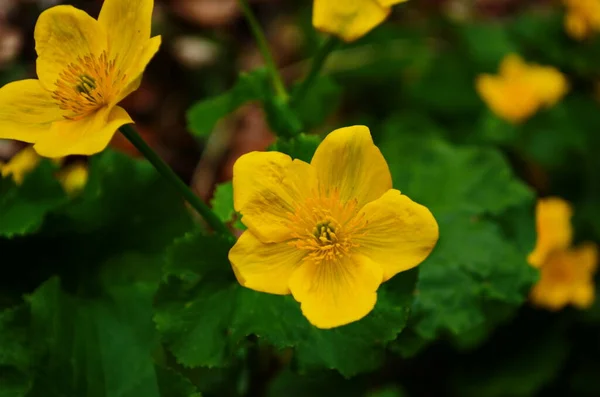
[[229, 232, 307, 295], [355, 189, 439, 281], [34, 5, 107, 90], [311, 126, 392, 208], [0, 80, 63, 142], [233, 152, 317, 243], [33, 106, 132, 158], [288, 254, 383, 329]]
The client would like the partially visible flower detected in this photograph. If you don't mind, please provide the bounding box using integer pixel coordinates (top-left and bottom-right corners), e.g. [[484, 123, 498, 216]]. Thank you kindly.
[[0, 146, 40, 185], [528, 197, 573, 268], [56, 162, 88, 195], [563, 0, 600, 40], [476, 54, 568, 124], [0, 0, 160, 158], [313, 0, 408, 42], [228, 126, 439, 329], [528, 197, 598, 310]]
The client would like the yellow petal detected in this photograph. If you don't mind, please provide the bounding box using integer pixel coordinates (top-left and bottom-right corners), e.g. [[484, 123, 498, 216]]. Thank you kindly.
[[56, 162, 88, 195], [98, 0, 157, 89], [113, 36, 162, 104], [311, 125, 392, 208], [530, 278, 570, 311], [0, 80, 63, 142], [0, 146, 41, 185], [34, 5, 107, 90], [33, 106, 132, 158], [527, 197, 573, 268], [475, 74, 539, 124], [229, 231, 307, 295], [313, 0, 390, 42], [565, 12, 589, 40], [288, 254, 383, 329], [355, 189, 439, 281], [499, 53, 528, 79], [233, 153, 317, 243], [572, 283, 595, 308], [528, 65, 569, 107], [377, 0, 408, 6]]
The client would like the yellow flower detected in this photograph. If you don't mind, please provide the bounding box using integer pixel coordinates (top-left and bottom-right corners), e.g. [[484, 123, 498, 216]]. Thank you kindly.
[[313, 0, 408, 42], [0, 0, 161, 158], [0, 146, 41, 185], [228, 126, 439, 329], [476, 54, 568, 124], [563, 0, 600, 40], [56, 162, 88, 195], [528, 197, 573, 268], [528, 197, 598, 310]]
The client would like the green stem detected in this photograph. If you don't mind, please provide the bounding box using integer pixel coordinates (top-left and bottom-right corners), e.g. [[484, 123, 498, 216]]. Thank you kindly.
[[120, 124, 232, 237], [237, 0, 288, 101], [292, 37, 339, 105]]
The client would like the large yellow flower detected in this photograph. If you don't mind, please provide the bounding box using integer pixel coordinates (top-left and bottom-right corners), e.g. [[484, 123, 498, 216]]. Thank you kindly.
[[476, 54, 568, 124], [228, 126, 439, 329], [313, 0, 408, 42], [0, 0, 160, 158], [528, 197, 598, 310]]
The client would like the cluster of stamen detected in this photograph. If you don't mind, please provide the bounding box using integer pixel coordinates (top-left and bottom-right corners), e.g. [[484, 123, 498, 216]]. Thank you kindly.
[[287, 191, 367, 263], [51, 51, 126, 120]]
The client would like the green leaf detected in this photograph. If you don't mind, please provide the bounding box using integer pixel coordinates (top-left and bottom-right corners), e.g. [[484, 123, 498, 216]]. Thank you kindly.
[[187, 69, 270, 138], [210, 182, 235, 224], [54, 150, 194, 254], [290, 75, 342, 130], [0, 305, 32, 397], [268, 133, 320, 163], [458, 21, 518, 71], [155, 367, 202, 397], [155, 231, 417, 377], [25, 274, 162, 397], [379, 126, 536, 341], [380, 132, 533, 217], [0, 160, 66, 238]]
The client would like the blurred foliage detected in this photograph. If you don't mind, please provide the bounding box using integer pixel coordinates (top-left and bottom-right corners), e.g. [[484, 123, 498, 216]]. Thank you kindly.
[[1, 0, 600, 396]]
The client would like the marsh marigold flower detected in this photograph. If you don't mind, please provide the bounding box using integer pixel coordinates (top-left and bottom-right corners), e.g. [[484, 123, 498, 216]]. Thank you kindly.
[[528, 197, 598, 310], [313, 0, 408, 42], [476, 54, 568, 124], [0, 146, 41, 185], [228, 126, 439, 329], [563, 0, 600, 40], [0, 0, 160, 158]]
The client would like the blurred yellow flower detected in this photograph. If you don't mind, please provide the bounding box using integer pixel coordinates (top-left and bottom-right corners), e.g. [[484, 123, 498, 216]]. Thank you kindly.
[[0, 0, 161, 158], [528, 197, 598, 310], [56, 162, 88, 196], [563, 0, 600, 40], [0, 146, 41, 185], [476, 54, 568, 124], [313, 0, 408, 42], [228, 126, 439, 329]]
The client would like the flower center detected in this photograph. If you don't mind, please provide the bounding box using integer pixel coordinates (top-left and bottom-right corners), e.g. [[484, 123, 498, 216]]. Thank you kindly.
[[51, 51, 126, 120], [287, 192, 367, 263]]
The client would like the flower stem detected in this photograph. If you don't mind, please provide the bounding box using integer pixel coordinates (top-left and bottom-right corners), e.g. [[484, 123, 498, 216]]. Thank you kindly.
[[237, 0, 288, 101], [120, 124, 232, 237], [291, 37, 339, 105]]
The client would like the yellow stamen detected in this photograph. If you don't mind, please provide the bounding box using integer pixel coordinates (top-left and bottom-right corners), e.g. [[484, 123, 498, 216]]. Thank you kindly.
[[51, 50, 126, 120], [287, 190, 367, 263]]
